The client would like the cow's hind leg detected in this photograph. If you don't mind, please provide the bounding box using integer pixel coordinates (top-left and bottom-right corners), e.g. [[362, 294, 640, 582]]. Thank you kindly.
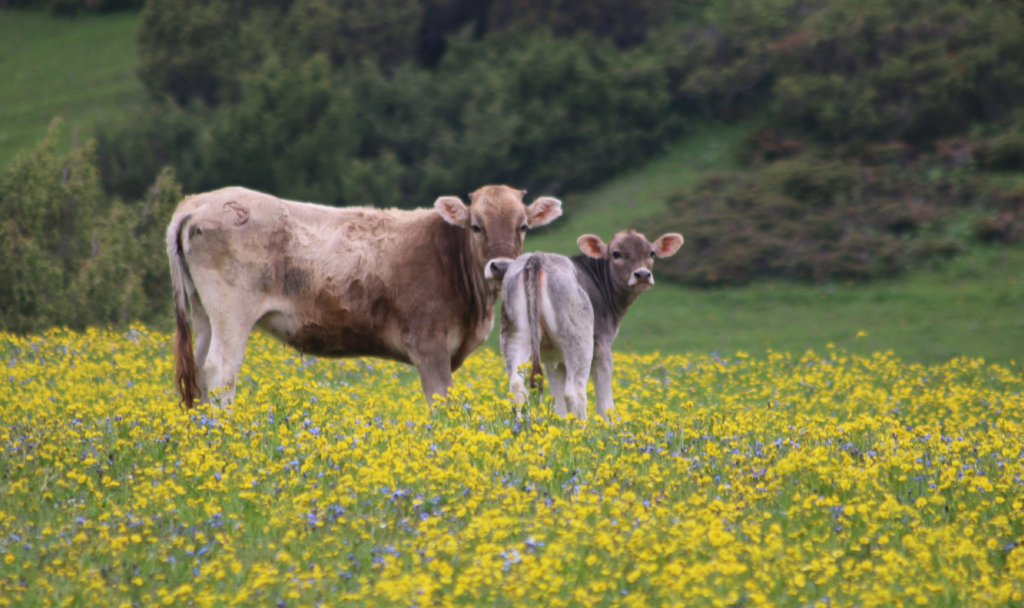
[[189, 293, 213, 399], [202, 307, 257, 406]]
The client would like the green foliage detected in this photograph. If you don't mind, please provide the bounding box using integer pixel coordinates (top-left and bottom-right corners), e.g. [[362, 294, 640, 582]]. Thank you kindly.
[[0, 120, 99, 333], [652, 0, 1024, 144], [647, 148, 1019, 285], [279, 0, 423, 70], [1, 0, 143, 14], [101, 29, 679, 205], [359, 29, 678, 200], [644, 0, 1024, 285], [0, 121, 179, 333], [94, 98, 206, 201], [487, 0, 672, 48], [202, 55, 362, 204], [136, 0, 258, 105], [771, 0, 1024, 144]]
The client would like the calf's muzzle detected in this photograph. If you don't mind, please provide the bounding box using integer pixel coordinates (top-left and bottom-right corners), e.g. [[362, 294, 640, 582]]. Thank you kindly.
[[630, 268, 654, 288]]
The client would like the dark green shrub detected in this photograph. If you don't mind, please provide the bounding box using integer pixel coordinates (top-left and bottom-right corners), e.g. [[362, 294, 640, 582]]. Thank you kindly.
[[137, 0, 266, 105], [770, 0, 1024, 144], [487, 0, 672, 48], [0, 121, 100, 333], [0, 122, 181, 333], [400, 30, 678, 198], [980, 132, 1024, 172], [279, 0, 423, 70], [646, 153, 993, 286], [201, 55, 362, 205], [95, 98, 207, 201], [105, 28, 679, 206]]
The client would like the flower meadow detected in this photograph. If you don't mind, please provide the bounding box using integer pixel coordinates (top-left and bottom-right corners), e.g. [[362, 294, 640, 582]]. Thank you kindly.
[[1, 327, 1023, 608]]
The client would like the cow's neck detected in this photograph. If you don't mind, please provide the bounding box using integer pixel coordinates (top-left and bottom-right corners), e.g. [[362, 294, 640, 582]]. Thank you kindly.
[[435, 221, 496, 330], [571, 255, 635, 334]]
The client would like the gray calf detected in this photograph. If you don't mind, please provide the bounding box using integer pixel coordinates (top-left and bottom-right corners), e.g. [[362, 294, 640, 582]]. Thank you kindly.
[[500, 230, 684, 421]]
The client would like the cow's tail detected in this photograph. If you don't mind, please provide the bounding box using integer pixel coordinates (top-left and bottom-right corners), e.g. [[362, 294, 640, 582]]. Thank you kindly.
[[166, 212, 199, 410], [523, 256, 544, 395]]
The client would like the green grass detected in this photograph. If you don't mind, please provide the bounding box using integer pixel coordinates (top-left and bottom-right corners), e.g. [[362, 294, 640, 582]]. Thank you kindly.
[[0, 10, 144, 168], [491, 122, 1024, 365], [608, 247, 1024, 365], [525, 121, 755, 256]]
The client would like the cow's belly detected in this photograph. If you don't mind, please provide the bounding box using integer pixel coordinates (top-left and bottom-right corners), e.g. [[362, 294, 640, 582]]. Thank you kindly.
[[257, 311, 411, 364]]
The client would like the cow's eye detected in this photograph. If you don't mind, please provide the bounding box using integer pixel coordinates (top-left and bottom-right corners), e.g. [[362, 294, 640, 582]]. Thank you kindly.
[[650, 250, 656, 258], [471, 224, 483, 234], [520, 224, 528, 232], [612, 251, 622, 260]]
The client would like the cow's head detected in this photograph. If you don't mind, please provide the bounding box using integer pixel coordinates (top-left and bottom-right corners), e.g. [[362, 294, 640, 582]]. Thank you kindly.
[[435, 185, 562, 281], [577, 230, 684, 293]]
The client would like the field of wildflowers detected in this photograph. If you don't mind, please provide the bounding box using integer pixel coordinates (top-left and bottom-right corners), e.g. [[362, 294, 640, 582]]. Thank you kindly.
[[1, 326, 1022, 607]]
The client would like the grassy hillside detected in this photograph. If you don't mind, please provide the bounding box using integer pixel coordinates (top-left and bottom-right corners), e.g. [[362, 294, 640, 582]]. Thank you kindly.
[[491, 123, 1024, 366], [0, 10, 143, 167], [0, 10, 1018, 365]]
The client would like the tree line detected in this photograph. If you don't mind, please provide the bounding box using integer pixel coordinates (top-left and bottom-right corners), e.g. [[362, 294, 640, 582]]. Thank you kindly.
[[3, 0, 1024, 332]]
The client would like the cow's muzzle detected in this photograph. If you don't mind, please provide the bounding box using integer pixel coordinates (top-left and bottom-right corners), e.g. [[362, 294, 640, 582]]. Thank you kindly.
[[629, 268, 654, 290], [485, 258, 514, 281]]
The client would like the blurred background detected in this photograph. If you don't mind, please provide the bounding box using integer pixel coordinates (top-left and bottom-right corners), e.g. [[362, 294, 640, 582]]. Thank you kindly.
[[0, 0, 1021, 363]]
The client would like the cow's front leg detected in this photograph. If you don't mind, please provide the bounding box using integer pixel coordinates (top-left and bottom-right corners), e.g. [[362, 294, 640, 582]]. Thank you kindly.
[[410, 343, 453, 404], [591, 342, 615, 419]]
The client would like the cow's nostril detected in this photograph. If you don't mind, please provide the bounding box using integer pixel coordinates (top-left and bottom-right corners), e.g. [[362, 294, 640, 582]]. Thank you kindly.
[[485, 258, 513, 281]]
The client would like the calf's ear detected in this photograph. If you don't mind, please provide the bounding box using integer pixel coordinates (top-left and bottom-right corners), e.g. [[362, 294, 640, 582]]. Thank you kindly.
[[652, 233, 684, 258], [435, 196, 470, 227], [577, 234, 606, 258], [525, 196, 562, 227]]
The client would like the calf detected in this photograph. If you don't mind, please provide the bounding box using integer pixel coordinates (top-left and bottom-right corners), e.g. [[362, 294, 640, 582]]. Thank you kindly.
[[500, 230, 684, 420]]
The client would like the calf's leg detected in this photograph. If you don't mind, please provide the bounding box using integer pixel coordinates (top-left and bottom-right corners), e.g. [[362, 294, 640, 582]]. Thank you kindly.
[[545, 360, 568, 417], [500, 322, 534, 406], [591, 343, 615, 419], [562, 338, 593, 422]]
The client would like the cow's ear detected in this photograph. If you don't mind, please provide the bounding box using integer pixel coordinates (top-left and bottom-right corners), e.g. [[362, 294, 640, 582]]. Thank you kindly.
[[526, 196, 562, 227], [435, 196, 470, 227], [577, 234, 606, 259], [652, 233, 684, 258]]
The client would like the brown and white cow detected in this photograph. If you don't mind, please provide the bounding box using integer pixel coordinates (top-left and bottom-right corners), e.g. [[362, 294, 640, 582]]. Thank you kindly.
[[166, 185, 561, 408]]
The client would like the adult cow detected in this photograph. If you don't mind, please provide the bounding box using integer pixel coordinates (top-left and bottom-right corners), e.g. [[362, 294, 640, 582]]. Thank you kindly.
[[166, 185, 562, 408]]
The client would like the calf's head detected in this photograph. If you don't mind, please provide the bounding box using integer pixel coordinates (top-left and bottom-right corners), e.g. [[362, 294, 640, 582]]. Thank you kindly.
[[435, 185, 562, 281], [577, 230, 684, 293]]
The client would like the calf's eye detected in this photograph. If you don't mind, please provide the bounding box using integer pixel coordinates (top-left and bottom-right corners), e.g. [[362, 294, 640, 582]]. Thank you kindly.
[[612, 251, 622, 260], [520, 224, 528, 232], [471, 224, 483, 234], [650, 251, 656, 257]]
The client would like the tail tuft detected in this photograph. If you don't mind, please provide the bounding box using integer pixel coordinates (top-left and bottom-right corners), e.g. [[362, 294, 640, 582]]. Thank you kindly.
[[167, 212, 200, 410], [524, 256, 544, 397], [173, 306, 199, 409]]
